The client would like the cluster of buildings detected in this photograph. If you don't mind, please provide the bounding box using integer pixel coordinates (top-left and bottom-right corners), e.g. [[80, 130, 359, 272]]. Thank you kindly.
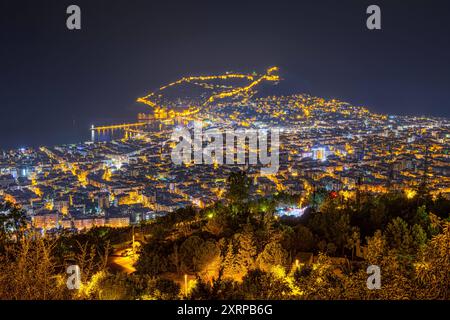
[[1, 93, 449, 234]]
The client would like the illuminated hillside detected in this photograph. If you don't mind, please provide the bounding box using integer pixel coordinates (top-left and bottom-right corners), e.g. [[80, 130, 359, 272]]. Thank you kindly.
[[136, 67, 280, 116]]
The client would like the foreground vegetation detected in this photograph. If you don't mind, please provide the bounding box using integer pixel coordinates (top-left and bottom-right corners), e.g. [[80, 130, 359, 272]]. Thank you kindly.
[[0, 172, 449, 300]]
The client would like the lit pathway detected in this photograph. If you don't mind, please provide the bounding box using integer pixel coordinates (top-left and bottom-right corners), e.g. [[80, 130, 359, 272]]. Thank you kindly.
[[108, 248, 137, 274]]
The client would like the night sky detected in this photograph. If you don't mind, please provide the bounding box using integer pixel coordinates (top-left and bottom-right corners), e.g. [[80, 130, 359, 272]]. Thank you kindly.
[[1, 0, 450, 149]]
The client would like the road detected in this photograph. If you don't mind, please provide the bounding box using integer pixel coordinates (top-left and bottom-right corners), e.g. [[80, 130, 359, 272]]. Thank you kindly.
[[108, 248, 137, 274]]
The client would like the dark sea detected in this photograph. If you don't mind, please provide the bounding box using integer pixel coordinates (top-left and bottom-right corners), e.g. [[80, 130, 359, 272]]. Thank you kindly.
[[0, 113, 139, 151]]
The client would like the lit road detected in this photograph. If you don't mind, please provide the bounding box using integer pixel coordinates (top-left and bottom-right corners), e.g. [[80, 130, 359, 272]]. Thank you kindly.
[[108, 248, 137, 274]]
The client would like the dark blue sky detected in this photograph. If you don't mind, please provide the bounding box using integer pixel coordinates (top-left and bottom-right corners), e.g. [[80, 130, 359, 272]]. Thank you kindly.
[[1, 0, 450, 149]]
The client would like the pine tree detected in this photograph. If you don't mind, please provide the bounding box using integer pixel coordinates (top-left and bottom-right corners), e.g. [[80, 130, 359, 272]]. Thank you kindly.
[[222, 241, 243, 281]]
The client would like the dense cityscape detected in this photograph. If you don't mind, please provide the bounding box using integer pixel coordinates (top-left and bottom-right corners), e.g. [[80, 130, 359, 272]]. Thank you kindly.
[[1, 90, 449, 232], [0, 67, 448, 300]]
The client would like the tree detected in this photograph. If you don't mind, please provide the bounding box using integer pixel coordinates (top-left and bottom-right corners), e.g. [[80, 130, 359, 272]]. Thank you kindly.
[[179, 236, 204, 273], [292, 225, 315, 253], [345, 228, 360, 260], [0, 236, 70, 300], [190, 276, 243, 300], [222, 241, 243, 281], [135, 241, 170, 276], [308, 208, 352, 255], [0, 201, 27, 243], [241, 269, 290, 299], [385, 217, 413, 255], [95, 272, 135, 300], [361, 230, 413, 299], [429, 193, 450, 219], [413, 221, 449, 299], [203, 213, 226, 236], [93, 273, 180, 300], [256, 242, 289, 273], [293, 254, 345, 299], [411, 224, 427, 252], [147, 278, 180, 300], [365, 230, 386, 264], [234, 225, 257, 271], [226, 171, 251, 204], [71, 240, 109, 285], [194, 240, 221, 281], [414, 205, 429, 230]]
